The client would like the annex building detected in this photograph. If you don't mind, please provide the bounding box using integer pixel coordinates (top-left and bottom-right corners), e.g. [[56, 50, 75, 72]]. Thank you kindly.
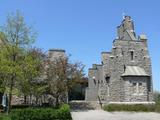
[[85, 16, 154, 103]]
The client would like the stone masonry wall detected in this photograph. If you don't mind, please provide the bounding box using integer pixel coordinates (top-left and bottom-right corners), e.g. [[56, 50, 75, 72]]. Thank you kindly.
[[85, 16, 153, 103]]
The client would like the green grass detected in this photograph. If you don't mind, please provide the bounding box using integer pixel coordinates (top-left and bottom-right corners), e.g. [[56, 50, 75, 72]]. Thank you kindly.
[[0, 113, 11, 120], [103, 104, 160, 112]]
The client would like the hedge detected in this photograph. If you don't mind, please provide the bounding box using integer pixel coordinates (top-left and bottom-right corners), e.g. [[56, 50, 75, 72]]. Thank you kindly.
[[103, 104, 160, 112], [10, 104, 72, 120], [11, 104, 29, 109]]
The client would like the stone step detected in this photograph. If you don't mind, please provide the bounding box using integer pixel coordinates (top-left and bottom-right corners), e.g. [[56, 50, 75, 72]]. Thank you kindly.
[[69, 101, 102, 110]]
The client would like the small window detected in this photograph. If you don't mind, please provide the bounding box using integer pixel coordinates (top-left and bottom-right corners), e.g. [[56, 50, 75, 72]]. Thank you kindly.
[[105, 77, 110, 84], [139, 83, 142, 86], [124, 65, 126, 72], [131, 51, 134, 60], [133, 83, 136, 86], [122, 51, 124, 55]]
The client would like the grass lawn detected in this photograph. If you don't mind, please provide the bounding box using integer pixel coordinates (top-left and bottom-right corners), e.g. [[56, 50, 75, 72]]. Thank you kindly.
[[0, 113, 10, 120], [103, 103, 160, 112]]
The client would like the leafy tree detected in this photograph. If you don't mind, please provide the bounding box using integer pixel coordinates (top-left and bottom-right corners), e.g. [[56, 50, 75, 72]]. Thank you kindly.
[[0, 32, 7, 93], [0, 11, 36, 111], [25, 48, 47, 105], [18, 48, 46, 104], [154, 91, 160, 105], [46, 56, 85, 107]]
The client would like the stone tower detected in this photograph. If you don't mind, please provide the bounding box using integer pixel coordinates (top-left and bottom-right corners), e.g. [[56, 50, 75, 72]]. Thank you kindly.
[[85, 16, 154, 103], [48, 49, 66, 61]]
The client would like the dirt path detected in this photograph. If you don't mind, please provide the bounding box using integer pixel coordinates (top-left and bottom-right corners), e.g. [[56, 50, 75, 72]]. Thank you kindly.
[[71, 110, 160, 120]]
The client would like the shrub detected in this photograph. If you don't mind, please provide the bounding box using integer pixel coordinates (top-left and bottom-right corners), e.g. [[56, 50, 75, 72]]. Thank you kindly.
[[155, 104, 160, 112], [57, 104, 72, 119], [10, 104, 72, 120], [103, 104, 158, 112], [11, 104, 29, 109]]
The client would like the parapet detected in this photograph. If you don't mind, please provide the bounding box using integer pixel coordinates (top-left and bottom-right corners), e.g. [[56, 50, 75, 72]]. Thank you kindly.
[[48, 48, 66, 61], [49, 49, 65, 52], [138, 34, 147, 40]]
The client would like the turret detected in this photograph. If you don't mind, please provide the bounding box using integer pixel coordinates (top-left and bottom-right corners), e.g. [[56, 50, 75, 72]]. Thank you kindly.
[[117, 16, 136, 40], [101, 52, 110, 65]]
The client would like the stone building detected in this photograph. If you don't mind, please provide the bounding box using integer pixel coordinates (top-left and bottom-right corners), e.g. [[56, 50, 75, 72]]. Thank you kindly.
[[48, 49, 66, 61], [85, 16, 154, 103]]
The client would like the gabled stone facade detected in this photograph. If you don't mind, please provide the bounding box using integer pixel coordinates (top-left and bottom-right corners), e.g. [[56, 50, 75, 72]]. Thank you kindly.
[[85, 16, 154, 103]]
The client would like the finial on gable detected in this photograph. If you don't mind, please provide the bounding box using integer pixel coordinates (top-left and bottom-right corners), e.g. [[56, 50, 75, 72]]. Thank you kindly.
[[122, 12, 126, 20]]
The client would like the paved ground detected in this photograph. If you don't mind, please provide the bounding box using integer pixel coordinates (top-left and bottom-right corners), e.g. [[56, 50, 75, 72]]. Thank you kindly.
[[71, 110, 160, 120]]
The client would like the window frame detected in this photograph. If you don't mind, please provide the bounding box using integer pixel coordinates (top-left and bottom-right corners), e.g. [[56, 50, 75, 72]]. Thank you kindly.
[[132, 82, 144, 95]]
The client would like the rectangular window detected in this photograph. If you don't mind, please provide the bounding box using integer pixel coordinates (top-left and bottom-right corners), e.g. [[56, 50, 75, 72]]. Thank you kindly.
[[139, 83, 142, 86], [133, 83, 136, 86], [131, 51, 134, 60], [133, 83, 137, 94], [132, 82, 143, 95], [139, 83, 143, 94]]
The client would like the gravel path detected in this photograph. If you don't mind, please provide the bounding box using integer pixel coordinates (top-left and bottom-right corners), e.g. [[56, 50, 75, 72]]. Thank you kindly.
[[71, 110, 160, 120]]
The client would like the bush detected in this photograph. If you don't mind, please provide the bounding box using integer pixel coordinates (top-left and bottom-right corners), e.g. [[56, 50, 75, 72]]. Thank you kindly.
[[11, 104, 29, 109], [155, 104, 160, 112], [103, 104, 159, 112], [10, 104, 72, 120]]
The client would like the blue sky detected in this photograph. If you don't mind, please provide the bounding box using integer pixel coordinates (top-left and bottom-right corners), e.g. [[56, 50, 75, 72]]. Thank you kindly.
[[0, 0, 160, 91]]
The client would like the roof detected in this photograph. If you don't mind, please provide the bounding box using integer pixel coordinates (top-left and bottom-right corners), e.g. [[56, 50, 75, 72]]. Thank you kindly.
[[49, 49, 65, 52], [126, 30, 137, 40], [122, 66, 149, 77], [101, 52, 111, 54]]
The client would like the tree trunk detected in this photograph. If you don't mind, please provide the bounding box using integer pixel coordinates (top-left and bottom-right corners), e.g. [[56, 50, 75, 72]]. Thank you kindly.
[[66, 91, 69, 104], [29, 94, 32, 106], [8, 75, 14, 112], [24, 95, 27, 104], [36, 96, 38, 105], [55, 96, 59, 108]]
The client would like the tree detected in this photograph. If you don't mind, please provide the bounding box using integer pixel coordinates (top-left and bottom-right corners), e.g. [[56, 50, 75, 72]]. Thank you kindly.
[[0, 32, 7, 94], [0, 11, 36, 111], [46, 56, 85, 107], [18, 48, 46, 104], [154, 91, 160, 104]]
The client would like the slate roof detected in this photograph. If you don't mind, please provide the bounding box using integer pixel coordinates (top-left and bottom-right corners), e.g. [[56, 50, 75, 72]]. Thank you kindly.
[[122, 66, 149, 76]]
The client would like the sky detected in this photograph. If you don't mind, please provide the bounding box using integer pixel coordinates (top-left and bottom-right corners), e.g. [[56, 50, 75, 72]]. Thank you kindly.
[[0, 0, 159, 91]]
